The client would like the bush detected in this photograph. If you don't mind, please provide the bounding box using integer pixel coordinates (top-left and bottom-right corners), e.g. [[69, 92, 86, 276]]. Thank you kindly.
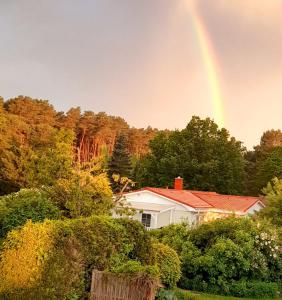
[[0, 189, 60, 239], [154, 217, 282, 297], [151, 223, 189, 253], [0, 216, 157, 299], [153, 243, 181, 288], [229, 281, 279, 298], [110, 260, 159, 279]]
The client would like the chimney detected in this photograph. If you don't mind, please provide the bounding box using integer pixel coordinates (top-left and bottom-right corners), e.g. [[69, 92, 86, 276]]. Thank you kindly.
[[174, 176, 183, 190]]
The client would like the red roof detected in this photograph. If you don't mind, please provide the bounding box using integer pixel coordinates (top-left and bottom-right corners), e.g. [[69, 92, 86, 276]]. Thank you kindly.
[[127, 187, 263, 212]]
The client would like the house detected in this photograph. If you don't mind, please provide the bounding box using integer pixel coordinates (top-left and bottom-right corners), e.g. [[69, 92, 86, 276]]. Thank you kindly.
[[123, 177, 265, 229]]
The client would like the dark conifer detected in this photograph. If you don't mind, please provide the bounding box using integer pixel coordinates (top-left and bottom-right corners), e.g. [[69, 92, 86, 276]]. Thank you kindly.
[[108, 134, 132, 192]]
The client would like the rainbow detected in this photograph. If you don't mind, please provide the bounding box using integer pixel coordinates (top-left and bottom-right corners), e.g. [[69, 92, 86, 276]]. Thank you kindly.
[[184, 0, 225, 128]]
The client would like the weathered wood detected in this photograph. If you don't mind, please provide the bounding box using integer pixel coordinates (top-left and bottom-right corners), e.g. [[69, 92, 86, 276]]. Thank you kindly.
[[90, 270, 157, 300]]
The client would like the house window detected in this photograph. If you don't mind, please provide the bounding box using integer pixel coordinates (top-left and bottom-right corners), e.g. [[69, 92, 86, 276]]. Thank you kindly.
[[141, 213, 151, 228]]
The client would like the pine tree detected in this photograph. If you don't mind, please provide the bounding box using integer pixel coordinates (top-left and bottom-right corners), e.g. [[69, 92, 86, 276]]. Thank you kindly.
[[108, 134, 132, 192]]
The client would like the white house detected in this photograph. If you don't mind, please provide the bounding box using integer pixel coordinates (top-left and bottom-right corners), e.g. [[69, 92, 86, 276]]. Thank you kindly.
[[122, 177, 265, 230]]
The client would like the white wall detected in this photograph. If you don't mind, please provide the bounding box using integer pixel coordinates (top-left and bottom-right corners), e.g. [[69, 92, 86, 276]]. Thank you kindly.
[[246, 202, 264, 214], [173, 210, 197, 225], [157, 210, 171, 228]]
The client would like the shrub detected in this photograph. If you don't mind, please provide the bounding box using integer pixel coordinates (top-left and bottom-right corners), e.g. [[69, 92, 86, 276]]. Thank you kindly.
[[0, 189, 60, 239], [0, 216, 157, 299], [153, 242, 181, 288], [229, 281, 279, 298], [151, 223, 189, 254], [154, 217, 282, 297], [110, 260, 159, 279]]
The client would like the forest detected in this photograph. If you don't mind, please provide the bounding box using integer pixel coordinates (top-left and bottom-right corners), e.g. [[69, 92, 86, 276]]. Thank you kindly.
[[1, 95, 282, 197]]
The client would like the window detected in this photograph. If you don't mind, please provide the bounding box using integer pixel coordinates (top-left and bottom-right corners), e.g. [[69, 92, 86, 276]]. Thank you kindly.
[[141, 213, 151, 228]]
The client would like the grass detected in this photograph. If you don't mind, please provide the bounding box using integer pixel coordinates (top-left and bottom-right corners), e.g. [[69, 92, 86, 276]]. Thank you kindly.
[[174, 289, 281, 300]]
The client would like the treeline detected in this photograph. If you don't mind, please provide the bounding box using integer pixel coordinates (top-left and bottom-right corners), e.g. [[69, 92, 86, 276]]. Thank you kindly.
[[0, 95, 160, 193], [1, 95, 282, 196], [134, 117, 282, 196]]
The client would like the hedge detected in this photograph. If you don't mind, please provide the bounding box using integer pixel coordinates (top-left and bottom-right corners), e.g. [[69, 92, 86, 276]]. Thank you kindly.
[[0, 216, 156, 299]]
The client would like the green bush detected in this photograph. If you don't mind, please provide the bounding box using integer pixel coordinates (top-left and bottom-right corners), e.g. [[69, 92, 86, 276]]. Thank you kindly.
[[153, 217, 282, 297], [0, 216, 157, 299], [229, 281, 279, 298], [151, 223, 190, 254], [153, 242, 181, 288], [0, 188, 60, 239]]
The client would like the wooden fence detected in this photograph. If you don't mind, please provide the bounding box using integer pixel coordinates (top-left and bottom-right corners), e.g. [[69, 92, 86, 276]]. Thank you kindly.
[[90, 270, 158, 300]]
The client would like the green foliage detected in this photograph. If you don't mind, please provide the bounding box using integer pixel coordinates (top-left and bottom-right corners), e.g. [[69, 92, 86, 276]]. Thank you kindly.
[[152, 217, 282, 297], [0, 96, 159, 191], [116, 218, 155, 265], [259, 177, 282, 227], [150, 223, 190, 253], [256, 147, 282, 192], [157, 287, 279, 300], [0, 189, 60, 239], [135, 117, 245, 195], [46, 157, 113, 218], [108, 134, 133, 192], [110, 260, 159, 278], [244, 130, 282, 196], [0, 216, 156, 299], [153, 242, 181, 288], [229, 281, 279, 298], [25, 129, 75, 187]]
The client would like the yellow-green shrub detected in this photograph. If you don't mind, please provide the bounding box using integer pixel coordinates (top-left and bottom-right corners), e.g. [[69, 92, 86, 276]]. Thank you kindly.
[[0, 216, 155, 299], [0, 220, 56, 294], [153, 242, 181, 288]]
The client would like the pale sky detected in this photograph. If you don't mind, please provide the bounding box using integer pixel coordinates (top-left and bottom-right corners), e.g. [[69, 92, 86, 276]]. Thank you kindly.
[[1, 0, 282, 149]]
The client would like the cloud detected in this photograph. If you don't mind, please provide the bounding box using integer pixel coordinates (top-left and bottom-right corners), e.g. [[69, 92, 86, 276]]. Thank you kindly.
[[212, 0, 282, 29]]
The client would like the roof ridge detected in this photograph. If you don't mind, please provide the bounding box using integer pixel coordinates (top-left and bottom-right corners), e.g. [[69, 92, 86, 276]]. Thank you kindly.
[[143, 187, 212, 208]]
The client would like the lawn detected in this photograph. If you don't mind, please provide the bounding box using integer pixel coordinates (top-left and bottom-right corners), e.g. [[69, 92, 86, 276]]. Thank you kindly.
[[174, 289, 281, 300]]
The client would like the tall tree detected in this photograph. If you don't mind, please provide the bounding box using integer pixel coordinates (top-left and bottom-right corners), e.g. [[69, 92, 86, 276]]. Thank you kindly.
[[256, 147, 282, 192], [134, 117, 245, 195], [245, 130, 282, 195], [259, 177, 282, 227], [108, 134, 132, 192]]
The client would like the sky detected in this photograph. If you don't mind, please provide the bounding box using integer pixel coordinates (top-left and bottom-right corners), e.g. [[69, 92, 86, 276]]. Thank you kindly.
[[1, 0, 282, 149]]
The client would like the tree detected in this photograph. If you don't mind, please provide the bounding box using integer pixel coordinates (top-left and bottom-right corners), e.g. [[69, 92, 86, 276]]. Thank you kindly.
[[108, 134, 132, 192], [259, 177, 282, 227], [134, 117, 245, 195], [255, 147, 282, 193], [25, 129, 74, 187], [0, 111, 32, 187], [47, 156, 113, 218], [245, 130, 282, 196], [4, 96, 56, 126]]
